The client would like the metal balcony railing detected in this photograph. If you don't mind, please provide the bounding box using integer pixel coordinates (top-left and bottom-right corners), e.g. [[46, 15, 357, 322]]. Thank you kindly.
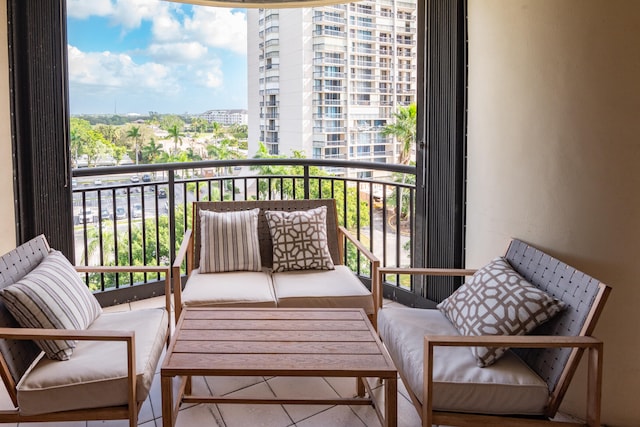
[[72, 159, 416, 303]]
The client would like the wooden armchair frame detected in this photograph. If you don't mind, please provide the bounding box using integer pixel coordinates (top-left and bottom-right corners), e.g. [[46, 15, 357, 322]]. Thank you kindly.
[[376, 239, 611, 427], [0, 235, 171, 427]]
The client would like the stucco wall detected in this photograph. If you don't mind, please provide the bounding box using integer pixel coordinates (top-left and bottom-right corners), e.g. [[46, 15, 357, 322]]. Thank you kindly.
[[0, 1, 16, 254], [467, 1, 640, 425]]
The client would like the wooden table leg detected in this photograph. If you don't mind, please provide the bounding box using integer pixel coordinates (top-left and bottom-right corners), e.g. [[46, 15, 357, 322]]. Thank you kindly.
[[356, 376, 365, 397], [161, 376, 174, 427], [385, 377, 397, 427], [185, 375, 192, 395]]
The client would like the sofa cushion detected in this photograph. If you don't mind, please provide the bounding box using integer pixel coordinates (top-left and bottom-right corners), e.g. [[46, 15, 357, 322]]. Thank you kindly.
[[265, 206, 335, 272], [199, 208, 262, 273], [0, 250, 102, 361], [272, 265, 374, 315], [437, 257, 566, 367], [182, 269, 277, 308], [377, 307, 549, 415], [16, 307, 168, 415]]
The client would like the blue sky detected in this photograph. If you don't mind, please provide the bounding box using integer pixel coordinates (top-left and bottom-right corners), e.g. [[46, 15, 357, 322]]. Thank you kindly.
[[66, 0, 247, 115]]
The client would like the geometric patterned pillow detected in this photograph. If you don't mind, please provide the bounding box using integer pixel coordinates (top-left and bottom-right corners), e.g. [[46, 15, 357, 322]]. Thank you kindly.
[[199, 208, 262, 273], [265, 206, 335, 273], [437, 257, 566, 367], [0, 250, 103, 361]]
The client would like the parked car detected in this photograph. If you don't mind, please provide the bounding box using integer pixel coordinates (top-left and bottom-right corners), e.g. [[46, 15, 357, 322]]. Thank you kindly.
[[77, 208, 95, 224], [132, 203, 143, 218], [158, 189, 167, 198], [100, 209, 112, 221], [115, 207, 126, 220], [142, 174, 151, 182]]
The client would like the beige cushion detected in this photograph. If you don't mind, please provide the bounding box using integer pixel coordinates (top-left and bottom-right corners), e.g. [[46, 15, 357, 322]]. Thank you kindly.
[[437, 257, 566, 367], [272, 265, 374, 315], [265, 206, 335, 272], [182, 269, 277, 308], [377, 307, 549, 415], [0, 250, 103, 361], [199, 208, 262, 273], [16, 307, 168, 416]]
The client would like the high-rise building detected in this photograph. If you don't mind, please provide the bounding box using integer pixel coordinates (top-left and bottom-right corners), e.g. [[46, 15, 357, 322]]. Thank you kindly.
[[248, 1, 416, 172]]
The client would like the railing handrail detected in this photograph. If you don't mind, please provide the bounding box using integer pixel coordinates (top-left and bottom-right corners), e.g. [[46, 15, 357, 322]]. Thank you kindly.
[[72, 158, 415, 177]]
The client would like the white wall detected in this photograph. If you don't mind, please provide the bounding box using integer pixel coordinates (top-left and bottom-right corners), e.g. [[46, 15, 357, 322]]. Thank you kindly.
[[0, 1, 16, 254], [467, 1, 640, 425]]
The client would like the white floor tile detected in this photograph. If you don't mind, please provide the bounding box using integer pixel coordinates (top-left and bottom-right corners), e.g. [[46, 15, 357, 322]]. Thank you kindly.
[[174, 404, 221, 427], [267, 376, 337, 422], [295, 405, 367, 427], [217, 381, 292, 427]]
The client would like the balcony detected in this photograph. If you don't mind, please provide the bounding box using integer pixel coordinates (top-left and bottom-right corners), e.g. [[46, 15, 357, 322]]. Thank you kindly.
[[71, 159, 415, 307]]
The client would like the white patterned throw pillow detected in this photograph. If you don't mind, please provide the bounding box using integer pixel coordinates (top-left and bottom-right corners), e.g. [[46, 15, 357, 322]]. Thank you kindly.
[[265, 206, 335, 272], [437, 257, 566, 367], [0, 250, 102, 361], [199, 208, 262, 273]]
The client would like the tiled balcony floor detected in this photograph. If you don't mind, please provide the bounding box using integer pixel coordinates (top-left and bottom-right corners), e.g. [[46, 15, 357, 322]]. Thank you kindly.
[[0, 296, 423, 427]]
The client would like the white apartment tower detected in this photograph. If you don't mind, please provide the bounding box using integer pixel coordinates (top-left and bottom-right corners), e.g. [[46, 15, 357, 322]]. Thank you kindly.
[[248, 1, 416, 168]]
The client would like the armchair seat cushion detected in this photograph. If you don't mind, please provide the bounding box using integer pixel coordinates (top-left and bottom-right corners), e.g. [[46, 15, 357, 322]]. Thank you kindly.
[[16, 307, 168, 416], [181, 269, 277, 308], [272, 265, 374, 315], [377, 307, 549, 416]]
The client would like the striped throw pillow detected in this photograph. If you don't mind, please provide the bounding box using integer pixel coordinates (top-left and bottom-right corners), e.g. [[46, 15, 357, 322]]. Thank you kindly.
[[0, 250, 102, 360], [199, 208, 262, 273]]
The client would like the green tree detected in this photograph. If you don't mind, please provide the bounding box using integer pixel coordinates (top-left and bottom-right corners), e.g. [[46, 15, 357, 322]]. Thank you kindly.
[[167, 125, 183, 155], [69, 117, 111, 167], [160, 115, 185, 133], [141, 137, 163, 164], [382, 103, 417, 165], [207, 138, 244, 175], [126, 126, 142, 165]]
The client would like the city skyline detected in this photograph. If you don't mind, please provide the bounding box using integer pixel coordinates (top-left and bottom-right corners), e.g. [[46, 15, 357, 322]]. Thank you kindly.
[[66, 0, 248, 115]]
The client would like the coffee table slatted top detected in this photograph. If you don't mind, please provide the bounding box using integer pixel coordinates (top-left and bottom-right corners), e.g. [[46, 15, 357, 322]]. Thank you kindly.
[[163, 308, 396, 379]]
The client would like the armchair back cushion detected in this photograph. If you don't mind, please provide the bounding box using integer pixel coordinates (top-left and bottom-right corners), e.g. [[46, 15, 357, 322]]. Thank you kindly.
[[193, 199, 341, 270]]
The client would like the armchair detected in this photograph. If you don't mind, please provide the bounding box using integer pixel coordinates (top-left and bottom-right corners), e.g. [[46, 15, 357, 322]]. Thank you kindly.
[[376, 239, 610, 426], [0, 234, 170, 427]]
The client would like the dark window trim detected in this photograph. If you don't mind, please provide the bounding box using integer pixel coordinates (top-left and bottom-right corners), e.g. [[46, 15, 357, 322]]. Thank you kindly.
[[8, 0, 75, 258]]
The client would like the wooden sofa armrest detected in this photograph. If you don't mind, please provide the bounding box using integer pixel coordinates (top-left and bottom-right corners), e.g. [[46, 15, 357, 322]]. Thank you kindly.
[[0, 327, 137, 411], [338, 225, 381, 318], [422, 335, 603, 427], [75, 265, 172, 328], [171, 229, 193, 323]]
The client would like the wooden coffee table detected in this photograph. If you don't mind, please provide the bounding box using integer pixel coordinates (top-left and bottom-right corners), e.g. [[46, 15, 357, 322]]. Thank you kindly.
[[161, 307, 397, 427]]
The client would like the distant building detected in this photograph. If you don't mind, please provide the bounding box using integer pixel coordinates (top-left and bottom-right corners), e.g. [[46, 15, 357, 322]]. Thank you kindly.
[[198, 109, 248, 126], [247, 1, 416, 171]]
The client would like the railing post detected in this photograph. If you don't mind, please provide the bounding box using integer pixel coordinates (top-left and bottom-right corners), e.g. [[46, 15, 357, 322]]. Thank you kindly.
[[168, 170, 176, 267], [303, 165, 310, 200]]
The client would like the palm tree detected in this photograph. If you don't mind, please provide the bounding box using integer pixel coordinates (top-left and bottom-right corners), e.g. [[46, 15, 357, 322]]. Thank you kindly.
[[167, 125, 183, 155], [381, 103, 417, 165], [126, 126, 142, 165], [140, 137, 163, 164], [207, 138, 244, 176]]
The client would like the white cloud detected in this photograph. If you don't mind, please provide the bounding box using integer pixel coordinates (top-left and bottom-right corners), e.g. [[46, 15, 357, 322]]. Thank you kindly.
[[152, 10, 183, 42], [67, 44, 177, 93], [184, 7, 247, 55], [111, 0, 165, 30], [146, 42, 208, 62], [66, 0, 113, 19]]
